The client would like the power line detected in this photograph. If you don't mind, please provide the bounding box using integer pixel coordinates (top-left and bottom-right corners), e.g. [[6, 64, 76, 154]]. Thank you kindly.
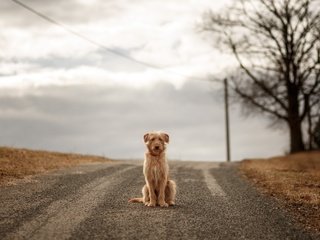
[[10, 0, 160, 69], [10, 0, 222, 83]]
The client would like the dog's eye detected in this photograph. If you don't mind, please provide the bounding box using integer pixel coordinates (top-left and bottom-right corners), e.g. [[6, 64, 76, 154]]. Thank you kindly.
[[151, 138, 155, 141]]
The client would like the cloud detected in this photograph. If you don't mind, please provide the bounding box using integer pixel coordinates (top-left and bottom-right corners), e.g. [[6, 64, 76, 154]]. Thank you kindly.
[[1, 0, 236, 83], [0, 0, 288, 161], [0, 81, 287, 161]]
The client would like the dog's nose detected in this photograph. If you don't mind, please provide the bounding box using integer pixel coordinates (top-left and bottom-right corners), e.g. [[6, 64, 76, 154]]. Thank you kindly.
[[155, 146, 160, 150]]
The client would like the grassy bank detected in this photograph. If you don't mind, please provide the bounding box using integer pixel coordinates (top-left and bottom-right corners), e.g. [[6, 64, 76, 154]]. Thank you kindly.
[[240, 151, 320, 233], [0, 146, 111, 185]]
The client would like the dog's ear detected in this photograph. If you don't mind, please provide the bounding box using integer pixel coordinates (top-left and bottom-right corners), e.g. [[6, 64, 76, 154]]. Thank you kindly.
[[143, 133, 149, 143], [161, 133, 169, 144]]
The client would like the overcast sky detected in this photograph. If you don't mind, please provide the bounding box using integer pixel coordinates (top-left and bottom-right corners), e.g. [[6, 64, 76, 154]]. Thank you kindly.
[[0, 0, 288, 161]]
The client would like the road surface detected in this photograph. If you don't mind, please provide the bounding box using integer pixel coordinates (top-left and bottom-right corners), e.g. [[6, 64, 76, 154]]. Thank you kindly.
[[0, 161, 318, 240]]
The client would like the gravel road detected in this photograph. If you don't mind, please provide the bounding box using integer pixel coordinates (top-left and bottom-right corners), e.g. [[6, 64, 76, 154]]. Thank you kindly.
[[0, 161, 318, 240]]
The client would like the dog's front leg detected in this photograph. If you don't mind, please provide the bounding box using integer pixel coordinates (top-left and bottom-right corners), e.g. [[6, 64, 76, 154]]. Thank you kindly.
[[146, 181, 157, 207], [158, 180, 169, 207]]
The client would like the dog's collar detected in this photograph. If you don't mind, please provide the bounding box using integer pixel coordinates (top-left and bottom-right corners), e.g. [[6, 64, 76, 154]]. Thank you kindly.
[[148, 150, 164, 158], [149, 152, 161, 157]]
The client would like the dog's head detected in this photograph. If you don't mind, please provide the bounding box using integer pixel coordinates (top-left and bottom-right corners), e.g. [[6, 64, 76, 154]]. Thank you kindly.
[[144, 131, 169, 156]]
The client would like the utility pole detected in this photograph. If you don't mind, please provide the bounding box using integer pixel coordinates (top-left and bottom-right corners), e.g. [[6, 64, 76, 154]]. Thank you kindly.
[[224, 78, 231, 162]]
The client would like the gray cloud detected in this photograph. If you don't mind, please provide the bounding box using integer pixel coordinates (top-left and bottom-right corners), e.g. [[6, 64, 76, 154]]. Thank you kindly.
[[0, 0, 288, 161], [0, 81, 287, 161]]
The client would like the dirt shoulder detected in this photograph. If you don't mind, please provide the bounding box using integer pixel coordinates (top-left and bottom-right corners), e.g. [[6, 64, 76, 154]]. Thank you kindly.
[[0, 146, 111, 185], [240, 151, 320, 234]]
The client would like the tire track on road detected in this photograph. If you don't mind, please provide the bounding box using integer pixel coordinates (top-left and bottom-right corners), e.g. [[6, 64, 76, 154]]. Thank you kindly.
[[202, 168, 227, 197], [0, 163, 125, 237], [3, 164, 137, 240], [164, 164, 230, 240], [69, 163, 174, 240], [209, 166, 317, 240]]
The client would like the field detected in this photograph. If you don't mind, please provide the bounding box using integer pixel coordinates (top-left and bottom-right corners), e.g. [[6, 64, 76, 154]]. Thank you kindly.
[[0, 146, 110, 185], [240, 151, 320, 233]]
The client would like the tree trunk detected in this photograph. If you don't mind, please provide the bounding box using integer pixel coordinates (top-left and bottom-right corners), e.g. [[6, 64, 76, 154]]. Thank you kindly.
[[287, 83, 305, 153], [288, 118, 305, 153]]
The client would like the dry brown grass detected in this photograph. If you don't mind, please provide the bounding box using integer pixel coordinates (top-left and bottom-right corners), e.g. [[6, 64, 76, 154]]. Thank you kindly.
[[0, 146, 111, 185], [240, 151, 320, 233]]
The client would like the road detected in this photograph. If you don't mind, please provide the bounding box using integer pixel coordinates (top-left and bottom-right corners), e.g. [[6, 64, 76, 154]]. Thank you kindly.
[[0, 161, 318, 240]]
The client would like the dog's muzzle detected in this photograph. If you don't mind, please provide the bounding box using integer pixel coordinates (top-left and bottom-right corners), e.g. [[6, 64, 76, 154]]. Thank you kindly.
[[151, 145, 163, 155]]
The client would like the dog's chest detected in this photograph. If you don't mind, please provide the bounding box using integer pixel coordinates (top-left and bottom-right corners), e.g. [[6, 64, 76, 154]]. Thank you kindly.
[[144, 154, 167, 185], [148, 160, 165, 185], [152, 165, 161, 184]]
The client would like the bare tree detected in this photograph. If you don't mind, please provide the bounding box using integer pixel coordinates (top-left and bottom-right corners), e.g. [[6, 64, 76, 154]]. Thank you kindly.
[[203, 0, 320, 153]]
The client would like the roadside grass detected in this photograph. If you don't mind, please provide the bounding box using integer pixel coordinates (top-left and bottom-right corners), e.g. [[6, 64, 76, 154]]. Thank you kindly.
[[240, 151, 320, 233], [0, 146, 111, 185]]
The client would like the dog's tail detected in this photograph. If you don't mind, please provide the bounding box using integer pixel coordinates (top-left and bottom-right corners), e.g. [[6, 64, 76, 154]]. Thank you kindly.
[[128, 197, 144, 203]]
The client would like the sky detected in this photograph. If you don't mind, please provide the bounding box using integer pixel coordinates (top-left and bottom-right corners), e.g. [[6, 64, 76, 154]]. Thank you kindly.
[[0, 0, 288, 161]]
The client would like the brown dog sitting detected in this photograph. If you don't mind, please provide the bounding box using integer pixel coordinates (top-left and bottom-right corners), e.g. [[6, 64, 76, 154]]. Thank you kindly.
[[129, 131, 176, 207]]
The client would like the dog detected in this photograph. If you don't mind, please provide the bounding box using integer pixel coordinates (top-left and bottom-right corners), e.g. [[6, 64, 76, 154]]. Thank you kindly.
[[128, 131, 176, 207]]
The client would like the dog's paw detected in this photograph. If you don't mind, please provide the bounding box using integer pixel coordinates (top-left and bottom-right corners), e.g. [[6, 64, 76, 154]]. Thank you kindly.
[[147, 202, 156, 207], [168, 201, 175, 206], [159, 202, 169, 208]]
